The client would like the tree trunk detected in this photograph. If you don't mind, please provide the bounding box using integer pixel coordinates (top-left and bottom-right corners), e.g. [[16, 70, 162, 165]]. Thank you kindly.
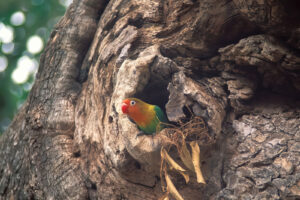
[[1, 0, 300, 199]]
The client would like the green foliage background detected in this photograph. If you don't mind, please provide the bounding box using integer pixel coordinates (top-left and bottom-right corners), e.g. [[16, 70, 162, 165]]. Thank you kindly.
[[0, 0, 68, 134]]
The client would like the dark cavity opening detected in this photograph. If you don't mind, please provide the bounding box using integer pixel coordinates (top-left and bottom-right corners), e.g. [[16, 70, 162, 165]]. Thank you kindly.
[[91, 182, 97, 190], [135, 80, 170, 112], [73, 151, 81, 158], [135, 161, 141, 169]]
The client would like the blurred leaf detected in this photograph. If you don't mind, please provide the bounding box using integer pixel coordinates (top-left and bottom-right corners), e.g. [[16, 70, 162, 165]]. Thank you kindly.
[[161, 148, 189, 184], [165, 172, 184, 200], [190, 141, 206, 184], [178, 137, 194, 172], [0, 0, 67, 133]]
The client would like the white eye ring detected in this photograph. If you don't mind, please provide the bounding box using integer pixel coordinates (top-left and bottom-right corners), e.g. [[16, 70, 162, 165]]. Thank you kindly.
[[130, 100, 136, 106]]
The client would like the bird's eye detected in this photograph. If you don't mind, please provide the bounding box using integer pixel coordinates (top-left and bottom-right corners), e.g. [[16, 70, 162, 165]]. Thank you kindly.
[[130, 100, 136, 106]]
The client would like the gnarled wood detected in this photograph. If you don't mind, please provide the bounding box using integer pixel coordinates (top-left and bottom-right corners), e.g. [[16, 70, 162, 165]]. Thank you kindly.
[[1, 0, 300, 199]]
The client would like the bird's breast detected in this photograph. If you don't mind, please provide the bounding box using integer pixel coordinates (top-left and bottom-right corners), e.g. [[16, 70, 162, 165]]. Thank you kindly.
[[131, 107, 156, 127]]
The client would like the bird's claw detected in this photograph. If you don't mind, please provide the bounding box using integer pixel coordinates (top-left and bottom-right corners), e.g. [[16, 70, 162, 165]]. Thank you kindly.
[[136, 131, 145, 138]]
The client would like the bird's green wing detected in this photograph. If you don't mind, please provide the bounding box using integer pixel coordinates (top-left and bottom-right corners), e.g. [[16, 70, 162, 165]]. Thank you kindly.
[[137, 105, 168, 135], [154, 105, 168, 123]]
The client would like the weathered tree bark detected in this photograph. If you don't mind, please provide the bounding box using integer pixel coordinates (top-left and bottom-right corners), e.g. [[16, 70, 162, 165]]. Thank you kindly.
[[1, 0, 300, 199]]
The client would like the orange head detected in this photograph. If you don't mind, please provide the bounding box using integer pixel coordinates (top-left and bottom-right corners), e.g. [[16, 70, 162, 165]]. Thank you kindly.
[[121, 98, 150, 124], [121, 98, 137, 114]]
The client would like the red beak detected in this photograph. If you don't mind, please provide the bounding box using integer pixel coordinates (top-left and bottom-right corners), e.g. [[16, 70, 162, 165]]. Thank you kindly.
[[121, 102, 129, 114]]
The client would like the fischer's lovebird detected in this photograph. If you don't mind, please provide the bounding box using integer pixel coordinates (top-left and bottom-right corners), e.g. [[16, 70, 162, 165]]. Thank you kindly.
[[121, 98, 168, 135]]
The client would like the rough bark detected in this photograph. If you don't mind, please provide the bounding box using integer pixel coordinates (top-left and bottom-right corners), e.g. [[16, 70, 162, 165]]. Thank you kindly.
[[1, 0, 300, 199]]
